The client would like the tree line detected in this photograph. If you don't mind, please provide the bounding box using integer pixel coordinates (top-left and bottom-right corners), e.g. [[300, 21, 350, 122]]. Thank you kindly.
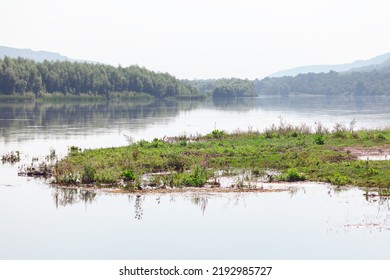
[[0, 56, 198, 98], [184, 78, 256, 98], [254, 68, 390, 96]]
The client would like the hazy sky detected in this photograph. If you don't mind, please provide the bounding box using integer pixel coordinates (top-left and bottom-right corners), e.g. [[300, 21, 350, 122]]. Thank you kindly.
[[2, 0, 390, 79]]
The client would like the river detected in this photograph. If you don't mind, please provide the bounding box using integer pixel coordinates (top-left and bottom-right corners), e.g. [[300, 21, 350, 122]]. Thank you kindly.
[[1, 95, 390, 259]]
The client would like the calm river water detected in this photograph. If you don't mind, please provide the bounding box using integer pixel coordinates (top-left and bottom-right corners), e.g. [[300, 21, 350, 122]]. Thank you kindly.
[[1, 95, 390, 259]]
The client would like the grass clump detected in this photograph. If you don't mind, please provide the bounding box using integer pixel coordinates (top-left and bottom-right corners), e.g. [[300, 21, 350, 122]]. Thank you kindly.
[[209, 129, 226, 139], [278, 168, 306, 182], [330, 173, 350, 186]]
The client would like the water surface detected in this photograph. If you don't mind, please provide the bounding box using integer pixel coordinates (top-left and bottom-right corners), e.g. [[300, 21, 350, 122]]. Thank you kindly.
[[1, 95, 390, 259]]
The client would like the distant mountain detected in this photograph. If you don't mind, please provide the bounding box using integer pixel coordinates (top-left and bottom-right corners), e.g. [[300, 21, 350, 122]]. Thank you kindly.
[[348, 57, 390, 73], [0, 45, 79, 62], [270, 52, 390, 77]]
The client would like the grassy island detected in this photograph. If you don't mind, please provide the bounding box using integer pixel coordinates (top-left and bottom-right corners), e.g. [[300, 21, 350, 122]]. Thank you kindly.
[[54, 122, 390, 194]]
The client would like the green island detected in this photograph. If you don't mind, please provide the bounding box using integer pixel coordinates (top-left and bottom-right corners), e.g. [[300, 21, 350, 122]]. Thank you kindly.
[[53, 121, 390, 195]]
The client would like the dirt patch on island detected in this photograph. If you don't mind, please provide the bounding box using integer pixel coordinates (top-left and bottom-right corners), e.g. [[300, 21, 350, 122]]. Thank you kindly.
[[342, 146, 390, 160]]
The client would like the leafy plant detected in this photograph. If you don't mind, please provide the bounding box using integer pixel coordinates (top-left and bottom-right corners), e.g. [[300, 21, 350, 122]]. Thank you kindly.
[[121, 169, 137, 181], [278, 168, 306, 182], [211, 129, 225, 139], [69, 146, 81, 155], [82, 165, 96, 183], [184, 166, 207, 187], [314, 134, 325, 145], [330, 173, 350, 186]]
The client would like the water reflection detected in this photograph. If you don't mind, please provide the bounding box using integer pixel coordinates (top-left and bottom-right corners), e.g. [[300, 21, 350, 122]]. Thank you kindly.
[[212, 97, 256, 111], [129, 195, 145, 220], [0, 99, 203, 143], [2, 95, 390, 145], [52, 187, 97, 208], [187, 193, 209, 215]]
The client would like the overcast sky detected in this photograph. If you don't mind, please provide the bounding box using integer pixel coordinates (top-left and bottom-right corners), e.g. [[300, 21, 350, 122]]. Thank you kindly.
[[2, 0, 390, 79]]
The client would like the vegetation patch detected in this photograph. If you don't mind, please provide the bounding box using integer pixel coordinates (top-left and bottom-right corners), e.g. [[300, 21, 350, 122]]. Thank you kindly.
[[53, 124, 390, 193]]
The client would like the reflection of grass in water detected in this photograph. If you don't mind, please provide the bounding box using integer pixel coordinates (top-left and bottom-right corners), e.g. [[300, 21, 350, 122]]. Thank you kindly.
[[190, 194, 208, 215], [1, 151, 20, 164], [52, 188, 97, 208]]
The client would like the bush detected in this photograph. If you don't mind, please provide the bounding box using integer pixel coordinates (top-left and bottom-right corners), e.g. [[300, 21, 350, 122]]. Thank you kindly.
[[121, 169, 137, 181], [167, 153, 187, 172], [68, 146, 81, 155], [314, 134, 325, 145], [278, 168, 306, 182], [211, 129, 225, 139], [330, 173, 350, 186], [183, 166, 207, 187], [82, 165, 96, 183]]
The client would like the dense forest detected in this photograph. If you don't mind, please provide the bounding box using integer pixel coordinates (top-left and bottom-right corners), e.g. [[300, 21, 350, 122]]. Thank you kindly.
[[0, 56, 198, 98], [254, 68, 390, 96], [2, 55, 390, 100], [185, 78, 256, 98]]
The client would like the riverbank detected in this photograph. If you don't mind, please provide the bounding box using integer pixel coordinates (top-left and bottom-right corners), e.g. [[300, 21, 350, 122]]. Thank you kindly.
[[53, 122, 390, 194], [0, 92, 207, 103]]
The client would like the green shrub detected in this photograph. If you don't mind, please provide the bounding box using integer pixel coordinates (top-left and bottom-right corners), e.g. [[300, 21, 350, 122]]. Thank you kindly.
[[167, 153, 187, 172], [69, 146, 81, 155], [367, 167, 379, 176], [278, 168, 306, 182], [211, 129, 225, 139], [314, 134, 325, 145], [330, 173, 350, 186], [121, 169, 137, 181], [183, 166, 207, 187], [82, 165, 96, 183]]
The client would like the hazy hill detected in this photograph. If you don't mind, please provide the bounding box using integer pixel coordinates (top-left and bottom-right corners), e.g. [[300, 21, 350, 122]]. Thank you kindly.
[[0, 46, 77, 62], [270, 52, 390, 77], [348, 57, 390, 73]]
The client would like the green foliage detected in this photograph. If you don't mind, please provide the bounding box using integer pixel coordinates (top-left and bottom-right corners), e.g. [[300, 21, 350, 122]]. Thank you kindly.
[[379, 188, 390, 196], [367, 167, 379, 176], [82, 165, 96, 183], [0, 56, 198, 98], [314, 134, 325, 145], [212, 79, 256, 98], [167, 153, 187, 172], [183, 166, 207, 187], [69, 146, 81, 155], [121, 169, 137, 181], [132, 146, 140, 161], [278, 168, 306, 182], [330, 173, 350, 186], [254, 68, 390, 96], [55, 127, 390, 190], [211, 129, 225, 139]]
